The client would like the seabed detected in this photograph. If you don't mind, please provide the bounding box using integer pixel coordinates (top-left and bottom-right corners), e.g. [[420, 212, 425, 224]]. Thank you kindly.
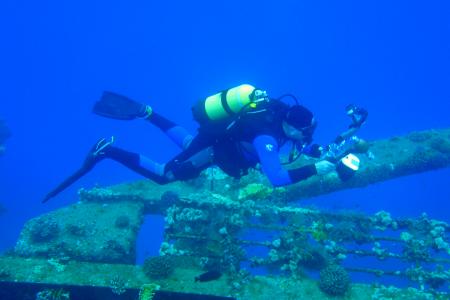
[[1, 128, 450, 300]]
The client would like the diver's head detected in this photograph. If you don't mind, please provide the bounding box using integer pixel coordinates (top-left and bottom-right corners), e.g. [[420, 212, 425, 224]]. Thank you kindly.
[[282, 105, 317, 143]]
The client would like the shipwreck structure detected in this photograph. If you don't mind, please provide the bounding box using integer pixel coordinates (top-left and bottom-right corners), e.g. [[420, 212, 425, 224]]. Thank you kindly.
[[1, 128, 450, 299]]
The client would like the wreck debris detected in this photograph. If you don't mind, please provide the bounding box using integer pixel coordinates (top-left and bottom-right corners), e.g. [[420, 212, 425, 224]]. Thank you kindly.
[[14, 201, 144, 263]]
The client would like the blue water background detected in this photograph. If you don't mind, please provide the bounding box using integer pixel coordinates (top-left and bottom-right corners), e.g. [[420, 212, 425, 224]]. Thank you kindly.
[[1, 0, 449, 280]]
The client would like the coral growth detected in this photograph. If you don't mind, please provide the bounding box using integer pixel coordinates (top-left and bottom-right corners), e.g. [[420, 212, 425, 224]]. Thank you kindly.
[[102, 240, 128, 261], [429, 137, 450, 154], [329, 220, 372, 244], [165, 205, 209, 231], [110, 274, 127, 295], [238, 183, 273, 200], [143, 255, 175, 280], [65, 223, 88, 237], [310, 221, 329, 242], [14, 201, 143, 264], [160, 191, 180, 207], [407, 131, 434, 143], [35, 288, 70, 300], [0, 268, 10, 279], [139, 283, 160, 300], [402, 237, 430, 262], [372, 211, 397, 230], [30, 217, 60, 243], [298, 248, 328, 270], [318, 264, 350, 296], [115, 215, 130, 228], [371, 285, 439, 300]]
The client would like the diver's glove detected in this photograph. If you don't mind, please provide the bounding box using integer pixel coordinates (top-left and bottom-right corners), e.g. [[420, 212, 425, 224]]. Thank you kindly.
[[322, 136, 362, 162], [334, 104, 368, 144], [322, 136, 369, 181], [315, 160, 336, 176], [346, 104, 368, 129]]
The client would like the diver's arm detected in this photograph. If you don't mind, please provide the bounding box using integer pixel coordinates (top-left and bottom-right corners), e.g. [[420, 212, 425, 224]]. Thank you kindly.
[[334, 105, 368, 143], [252, 135, 319, 187]]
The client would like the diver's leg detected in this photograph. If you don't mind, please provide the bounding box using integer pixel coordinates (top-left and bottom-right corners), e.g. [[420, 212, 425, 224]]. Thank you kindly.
[[91, 133, 215, 183], [98, 145, 215, 184], [42, 136, 216, 203], [145, 111, 194, 150], [164, 146, 215, 180], [100, 145, 174, 185], [93, 93, 193, 149]]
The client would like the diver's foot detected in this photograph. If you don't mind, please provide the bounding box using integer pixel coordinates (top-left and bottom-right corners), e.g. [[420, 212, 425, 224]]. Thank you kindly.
[[83, 136, 115, 168]]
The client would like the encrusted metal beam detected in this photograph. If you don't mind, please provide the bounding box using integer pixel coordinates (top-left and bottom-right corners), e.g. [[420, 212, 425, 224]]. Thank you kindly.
[[282, 128, 450, 200]]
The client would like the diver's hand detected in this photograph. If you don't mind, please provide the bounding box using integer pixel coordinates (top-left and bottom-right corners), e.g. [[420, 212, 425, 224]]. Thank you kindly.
[[315, 160, 336, 176]]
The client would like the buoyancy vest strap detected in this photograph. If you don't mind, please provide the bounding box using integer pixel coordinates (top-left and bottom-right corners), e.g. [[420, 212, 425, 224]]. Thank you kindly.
[[220, 89, 235, 116]]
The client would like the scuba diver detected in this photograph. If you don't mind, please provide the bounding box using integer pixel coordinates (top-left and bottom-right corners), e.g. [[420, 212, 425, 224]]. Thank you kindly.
[[42, 84, 367, 203]]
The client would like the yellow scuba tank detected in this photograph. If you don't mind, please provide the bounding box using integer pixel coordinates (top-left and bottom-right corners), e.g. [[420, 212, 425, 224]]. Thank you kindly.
[[192, 84, 266, 128]]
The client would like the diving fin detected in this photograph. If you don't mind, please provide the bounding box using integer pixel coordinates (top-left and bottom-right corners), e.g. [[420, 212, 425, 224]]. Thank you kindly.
[[42, 137, 114, 203], [42, 167, 91, 203], [93, 91, 151, 120]]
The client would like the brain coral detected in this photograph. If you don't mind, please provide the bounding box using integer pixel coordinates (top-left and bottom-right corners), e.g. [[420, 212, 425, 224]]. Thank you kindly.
[[143, 255, 175, 280], [319, 264, 351, 296]]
